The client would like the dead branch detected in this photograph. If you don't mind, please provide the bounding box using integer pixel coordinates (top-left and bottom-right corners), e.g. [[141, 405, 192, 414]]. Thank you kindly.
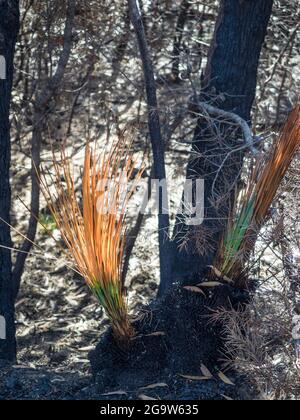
[[192, 100, 260, 155]]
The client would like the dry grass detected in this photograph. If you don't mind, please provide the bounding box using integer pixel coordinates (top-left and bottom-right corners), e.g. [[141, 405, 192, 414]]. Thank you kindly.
[[39, 135, 144, 343], [211, 290, 300, 400]]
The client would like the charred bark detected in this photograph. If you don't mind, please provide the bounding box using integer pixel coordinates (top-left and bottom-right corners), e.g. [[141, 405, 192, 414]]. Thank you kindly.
[[0, 0, 20, 362], [171, 0, 191, 82], [128, 0, 173, 296]]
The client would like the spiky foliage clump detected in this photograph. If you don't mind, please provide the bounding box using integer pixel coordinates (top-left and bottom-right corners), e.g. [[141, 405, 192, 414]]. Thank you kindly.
[[218, 105, 300, 285], [220, 184, 256, 278], [39, 137, 144, 343]]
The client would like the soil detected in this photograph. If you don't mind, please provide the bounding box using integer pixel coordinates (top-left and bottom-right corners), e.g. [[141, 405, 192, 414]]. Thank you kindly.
[[0, 359, 254, 400], [0, 269, 255, 400], [89, 283, 254, 401]]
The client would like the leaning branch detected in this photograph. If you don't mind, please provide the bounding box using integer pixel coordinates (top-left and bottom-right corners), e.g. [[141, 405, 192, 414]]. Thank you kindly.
[[191, 100, 260, 155]]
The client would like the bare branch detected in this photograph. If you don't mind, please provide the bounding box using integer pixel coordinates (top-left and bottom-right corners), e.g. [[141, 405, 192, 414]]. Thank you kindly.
[[36, 0, 76, 110], [12, 0, 76, 297], [192, 100, 260, 155]]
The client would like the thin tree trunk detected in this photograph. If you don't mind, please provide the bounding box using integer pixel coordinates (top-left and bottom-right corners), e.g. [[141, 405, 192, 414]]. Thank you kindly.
[[171, 0, 191, 82], [128, 0, 173, 296], [172, 0, 274, 283], [0, 0, 20, 362]]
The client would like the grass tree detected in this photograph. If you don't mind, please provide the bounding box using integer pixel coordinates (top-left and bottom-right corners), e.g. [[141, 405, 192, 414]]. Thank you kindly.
[[39, 137, 144, 344], [217, 105, 300, 286]]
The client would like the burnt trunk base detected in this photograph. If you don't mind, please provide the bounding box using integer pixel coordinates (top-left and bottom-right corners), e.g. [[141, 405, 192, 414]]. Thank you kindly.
[[89, 284, 253, 400]]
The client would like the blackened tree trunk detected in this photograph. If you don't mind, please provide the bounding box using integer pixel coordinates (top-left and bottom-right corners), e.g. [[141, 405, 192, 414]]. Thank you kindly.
[[172, 0, 274, 284], [171, 0, 191, 82], [128, 0, 173, 296], [0, 0, 20, 361]]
